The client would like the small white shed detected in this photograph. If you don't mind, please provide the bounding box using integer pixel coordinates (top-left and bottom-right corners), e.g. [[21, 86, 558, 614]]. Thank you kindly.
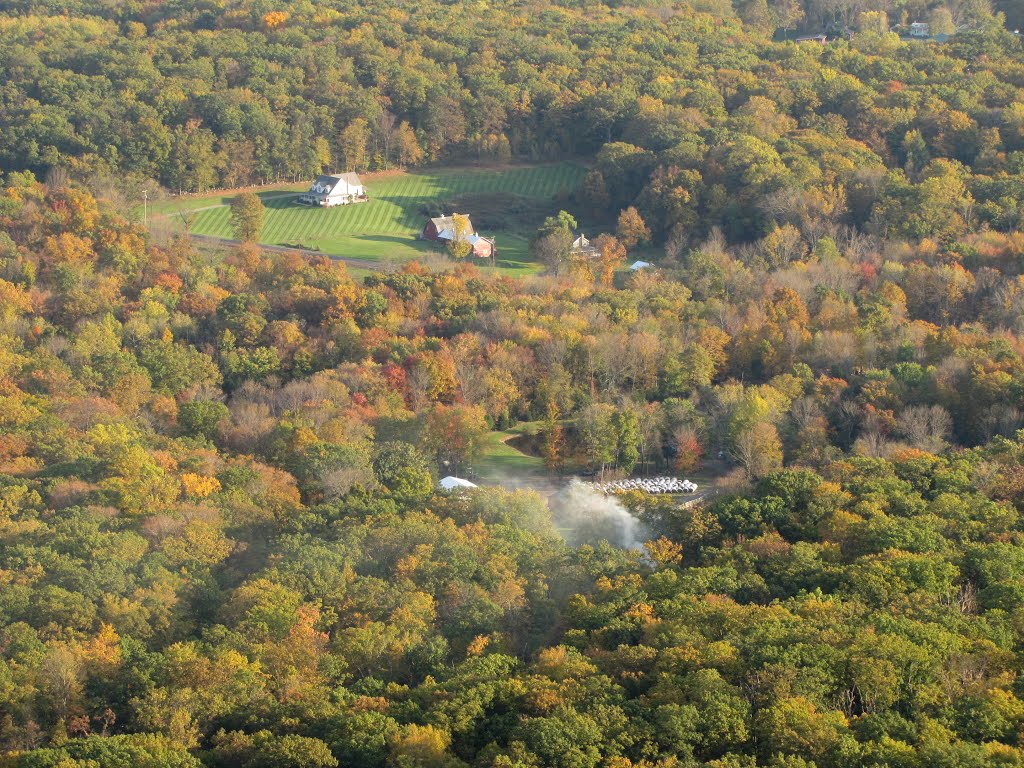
[[439, 476, 478, 491]]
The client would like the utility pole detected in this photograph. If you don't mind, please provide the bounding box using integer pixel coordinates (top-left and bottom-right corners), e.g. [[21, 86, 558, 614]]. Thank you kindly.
[[142, 189, 148, 229]]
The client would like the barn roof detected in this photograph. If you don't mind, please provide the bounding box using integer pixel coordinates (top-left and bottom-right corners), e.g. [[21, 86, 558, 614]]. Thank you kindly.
[[430, 214, 476, 241], [430, 214, 474, 229]]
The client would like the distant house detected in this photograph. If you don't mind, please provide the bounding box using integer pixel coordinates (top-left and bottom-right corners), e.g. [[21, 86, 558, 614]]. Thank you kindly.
[[630, 260, 653, 271], [298, 172, 366, 207], [910, 22, 930, 37], [795, 33, 828, 43], [571, 234, 600, 257], [422, 214, 496, 259]]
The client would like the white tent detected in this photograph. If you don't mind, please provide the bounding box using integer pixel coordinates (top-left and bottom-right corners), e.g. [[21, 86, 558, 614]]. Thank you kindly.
[[630, 260, 653, 271], [439, 476, 478, 491]]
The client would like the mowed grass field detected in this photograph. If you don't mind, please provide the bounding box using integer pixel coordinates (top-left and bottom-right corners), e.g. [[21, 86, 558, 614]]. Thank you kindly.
[[474, 422, 546, 485], [167, 163, 586, 275]]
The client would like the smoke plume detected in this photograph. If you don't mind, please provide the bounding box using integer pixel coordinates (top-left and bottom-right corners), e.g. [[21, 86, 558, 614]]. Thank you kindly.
[[547, 479, 649, 550]]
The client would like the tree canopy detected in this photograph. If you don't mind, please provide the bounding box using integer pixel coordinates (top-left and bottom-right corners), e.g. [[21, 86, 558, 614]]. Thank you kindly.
[[2, 0, 1024, 765]]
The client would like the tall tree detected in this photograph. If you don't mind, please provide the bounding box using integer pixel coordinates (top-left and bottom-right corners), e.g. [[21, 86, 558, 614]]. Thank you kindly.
[[613, 408, 641, 474], [541, 400, 565, 472], [423, 404, 488, 475], [230, 193, 264, 243], [616, 207, 651, 250], [733, 421, 783, 479], [166, 120, 218, 193], [532, 211, 578, 274], [339, 118, 370, 172], [448, 214, 473, 259], [594, 234, 626, 288], [378, 109, 398, 169], [397, 122, 424, 167], [579, 403, 619, 478]]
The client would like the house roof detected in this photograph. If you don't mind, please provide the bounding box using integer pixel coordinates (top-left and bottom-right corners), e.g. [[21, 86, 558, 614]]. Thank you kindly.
[[439, 476, 478, 490], [572, 234, 599, 253], [335, 172, 363, 186], [630, 260, 653, 270], [309, 172, 363, 195]]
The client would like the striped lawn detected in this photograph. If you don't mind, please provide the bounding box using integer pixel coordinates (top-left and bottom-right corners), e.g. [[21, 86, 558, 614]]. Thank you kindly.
[[184, 163, 586, 275]]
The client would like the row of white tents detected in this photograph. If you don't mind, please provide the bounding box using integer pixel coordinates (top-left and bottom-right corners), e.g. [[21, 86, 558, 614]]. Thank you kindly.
[[439, 475, 697, 496], [591, 476, 698, 495]]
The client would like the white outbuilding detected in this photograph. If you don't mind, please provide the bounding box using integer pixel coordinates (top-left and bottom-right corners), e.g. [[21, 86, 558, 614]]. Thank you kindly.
[[439, 476, 478, 491], [629, 260, 653, 271]]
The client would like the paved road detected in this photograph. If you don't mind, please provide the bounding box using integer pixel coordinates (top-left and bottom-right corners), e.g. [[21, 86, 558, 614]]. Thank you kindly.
[[188, 234, 387, 272]]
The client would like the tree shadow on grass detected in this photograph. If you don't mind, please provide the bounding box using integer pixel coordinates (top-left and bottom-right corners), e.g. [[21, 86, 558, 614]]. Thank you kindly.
[[213, 191, 304, 209], [349, 234, 425, 246], [261, 194, 305, 210]]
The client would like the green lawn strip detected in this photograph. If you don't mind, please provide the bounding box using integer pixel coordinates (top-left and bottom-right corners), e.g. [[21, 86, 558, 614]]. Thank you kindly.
[[146, 184, 308, 217], [318, 235, 431, 262], [494, 234, 535, 275], [474, 421, 546, 484]]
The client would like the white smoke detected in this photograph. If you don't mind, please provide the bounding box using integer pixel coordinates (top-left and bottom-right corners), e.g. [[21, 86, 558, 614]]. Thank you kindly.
[[547, 479, 649, 550]]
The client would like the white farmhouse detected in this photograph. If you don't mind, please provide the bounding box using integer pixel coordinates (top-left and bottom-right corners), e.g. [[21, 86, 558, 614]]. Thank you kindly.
[[298, 172, 366, 207], [571, 234, 599, 257]]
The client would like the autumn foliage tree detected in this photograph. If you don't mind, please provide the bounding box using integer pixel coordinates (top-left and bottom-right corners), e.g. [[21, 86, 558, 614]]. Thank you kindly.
[[541, 400, 565, 471], [447, 213, 473, 259], [262, 11, 289, 29], [423, 403, 488, 475], [616, 206, 651, 250], [339, 118, 369, 172], [594, 234, 626, 287], [229, 192, 264, 243]]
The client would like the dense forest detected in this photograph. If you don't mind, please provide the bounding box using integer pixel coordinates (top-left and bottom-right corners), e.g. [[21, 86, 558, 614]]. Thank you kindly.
[[3, 0, 1024, 766], [0, 0, 1021, 248]]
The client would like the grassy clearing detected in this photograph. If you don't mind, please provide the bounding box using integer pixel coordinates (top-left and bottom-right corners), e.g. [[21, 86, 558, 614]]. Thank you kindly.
[[148, 186, 307, 216], [474, 422, 546, 484], [162, 164, 585, 276]]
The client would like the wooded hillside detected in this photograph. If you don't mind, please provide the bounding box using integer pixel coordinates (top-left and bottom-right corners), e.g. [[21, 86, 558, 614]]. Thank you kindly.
[[2, 0, 1024, 766]]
